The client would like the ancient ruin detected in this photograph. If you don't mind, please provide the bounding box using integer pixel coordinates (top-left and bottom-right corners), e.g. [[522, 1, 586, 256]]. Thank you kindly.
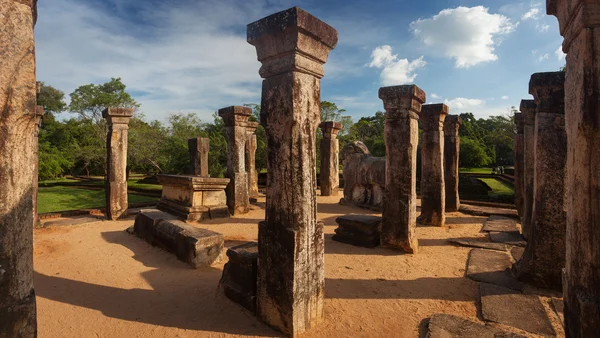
[[339, 141, 385, 210], [245, 121, 259, 200], [219, 106, 251, 215], [443, 115, 462, 212], [247, 7, 337, 335], [519, 99, 536, 240], [103, 107, 134, 220], [419, 103, 448, 226], [513, 113, 525, 219], [514, 72, 566, 291], [0, 1, 38, 335], [379, 85, 425, 253], [319, 121, 343, 196], [188, 137, 209, 177], [547, 1, 600, 334]]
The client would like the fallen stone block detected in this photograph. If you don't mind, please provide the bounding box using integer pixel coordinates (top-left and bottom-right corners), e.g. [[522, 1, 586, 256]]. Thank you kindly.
[[466, 249, 522, 291], [220, 242, 258, 313], [332, 228, 380, 248], [511, 246, 525, 262], [450, 239, 509, 251], [481, 216, 519, 233], [489, 232, 526, 247], [480, 283, 555, 336], [133, 209, 224, 268], [427, 313, 526, 338], [332, 214, 381, 248]]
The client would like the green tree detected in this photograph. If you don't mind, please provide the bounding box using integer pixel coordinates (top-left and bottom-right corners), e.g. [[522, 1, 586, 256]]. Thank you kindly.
[[128, 116, 168, 174], [460, 137, 493, 168], [37, 82, 67, 116]]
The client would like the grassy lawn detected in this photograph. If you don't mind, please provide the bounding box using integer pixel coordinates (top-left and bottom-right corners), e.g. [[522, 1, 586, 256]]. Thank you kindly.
[[459, 167, 493, 174], [38, 178, 80, 186], [479, 178, 515, 196], [38, 186, 158, 214], [127, 179, 162, 191]]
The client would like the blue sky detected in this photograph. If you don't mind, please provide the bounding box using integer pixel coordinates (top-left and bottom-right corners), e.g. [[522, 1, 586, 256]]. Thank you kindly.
[[35, 0, 565, 123]]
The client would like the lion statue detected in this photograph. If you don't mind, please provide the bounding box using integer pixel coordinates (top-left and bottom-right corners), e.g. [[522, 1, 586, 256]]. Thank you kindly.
[[339, 141, 385, 211]]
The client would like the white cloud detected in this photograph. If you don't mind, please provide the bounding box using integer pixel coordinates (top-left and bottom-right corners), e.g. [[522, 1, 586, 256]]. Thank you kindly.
[[430, 93, 441, 99], [520, 3, 552, 32], [521, 7, 541, 21], [443, 98, 485, 110], [410, 6, 515, 68], [555, 45, 566, 61], [501, 95, 509, 100], [531, 49, 538, 54], [367, 46, 427, 86], [538, 53, 549, 62]]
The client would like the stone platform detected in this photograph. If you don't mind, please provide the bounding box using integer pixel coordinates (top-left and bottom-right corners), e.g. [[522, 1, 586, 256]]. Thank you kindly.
[[332, 214, 382, 248], [157, 174, 230, 222]]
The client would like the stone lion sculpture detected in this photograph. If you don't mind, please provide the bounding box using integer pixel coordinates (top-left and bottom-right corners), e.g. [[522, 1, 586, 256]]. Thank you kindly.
[[339, 141, 385, 211]]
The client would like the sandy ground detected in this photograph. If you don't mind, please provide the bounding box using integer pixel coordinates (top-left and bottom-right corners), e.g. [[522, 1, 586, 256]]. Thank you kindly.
[[34, 194, 516, 337]]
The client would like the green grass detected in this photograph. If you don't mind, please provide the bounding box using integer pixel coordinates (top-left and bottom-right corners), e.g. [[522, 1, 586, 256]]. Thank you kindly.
[[38, 186, 158, 214], [479, 178, 515, 196], [38, 178, 80, 185], [459, 167, 493, 174], [127, 179, 162, 191]]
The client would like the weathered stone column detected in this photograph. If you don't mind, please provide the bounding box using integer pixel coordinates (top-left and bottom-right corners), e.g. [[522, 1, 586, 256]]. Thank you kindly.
[[419, 104, 448, 226], [33, 105, 44, 224], [514, 72, 566, 291], [103, 107, 134, 220], [188, 137, 209, 176], [379, 85, 425, 253], [319, 121, 342, 196], [245, 121, 259, 199], [513, 113, 525, 219], [248, 7, 337, 335], [0, 1, 38, 335], [520, 99, 536, 240], [219, 106, 251, 215], [443, 115, 462, 212], [547, 2, 600, 335]]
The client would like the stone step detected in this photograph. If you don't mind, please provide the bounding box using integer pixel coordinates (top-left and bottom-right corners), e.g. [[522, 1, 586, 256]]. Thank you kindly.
[[481, 216, 519, 233], [220, 242, 258, 313], [466, 249, 522, 291]]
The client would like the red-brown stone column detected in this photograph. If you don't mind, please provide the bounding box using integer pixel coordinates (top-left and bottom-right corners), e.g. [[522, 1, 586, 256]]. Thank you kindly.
[[520, 99, 536, 240], [443, 115, 462, 212], [419, 104, 448, 226], [188, 137, 209, 177], [379, 85, 425, 253], [514, 72, 566, 291], [0, 1, 38, 335], [547, 1, 600, 335], [245, 121, 259, 199], [248, 7, 337, 335], [219, 106, 251, 215], [513, 113, 525, 219], [103, 107, 134, 220], [319, 121, 342, 196]]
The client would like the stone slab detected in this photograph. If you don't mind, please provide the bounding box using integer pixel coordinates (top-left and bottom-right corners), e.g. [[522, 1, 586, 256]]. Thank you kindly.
[[332, 227, 380, 248], [335, 214, 382, 235], [220, 242, 258, 313], [489, 232, 526, 247], [480, 283, 555, 336], [466, 249, 522, 291], [133, 209, 224, 268], [42, 216, 103, 227], [459, 204, 518, 219], [511, 246, 525, 262], [427, 313, 526, 338], [451, 239, 509, 251], [551, 297, 564, 327], [481, 217, 519, 232]]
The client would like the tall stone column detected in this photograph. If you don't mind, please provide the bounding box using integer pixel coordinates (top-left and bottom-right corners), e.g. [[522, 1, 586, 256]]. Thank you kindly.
[[547, 2, 600, 335], [319, 121, 342, 196], [520, 99, 536, 240], [443, 115, 462, 212], [188, 137, 209, 176], [514, 72, 566, 291], [419, 104, 448, 226], [0, 1, 38, 335], [248, 7, 337, 335], [513, 113, 525, 219], [379, 85, 425, 254], [245, 121, 259, 199], [219, 106, 251, 215], [103, 107, 134, 220]]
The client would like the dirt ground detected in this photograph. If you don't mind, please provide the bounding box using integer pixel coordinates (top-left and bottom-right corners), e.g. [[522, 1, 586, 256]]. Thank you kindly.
[[34, 194, 509, 337]]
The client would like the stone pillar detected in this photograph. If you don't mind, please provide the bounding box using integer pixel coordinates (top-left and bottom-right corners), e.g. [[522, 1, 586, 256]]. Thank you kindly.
[[0, 1, 38, 335], [218, 106, 251, 215], [379, 85, 425, 254], [33, 105, 44, 223], [103, 107, 134, 220], [520, 99, 536, 240], [513, 113, 525, 219], [245, 121, 259, 199], [419, 104, 448, 226], [514, 72, 566, 291], [443, 115, 462, 212], [247, 7, 337, 335], [547, 2, 600, 335], [188, 137, 209, 177], [319, 121, 342, 196]]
